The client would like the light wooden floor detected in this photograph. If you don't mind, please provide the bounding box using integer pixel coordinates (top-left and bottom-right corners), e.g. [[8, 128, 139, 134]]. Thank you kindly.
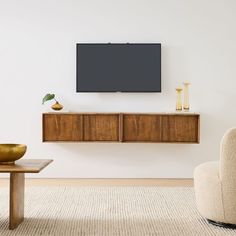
[[0, 178, 193, 187]]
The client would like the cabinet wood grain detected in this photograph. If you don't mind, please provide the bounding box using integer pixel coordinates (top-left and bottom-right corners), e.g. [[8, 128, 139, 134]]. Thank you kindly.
[[161, 115, 199, 143], [123, 114, 162, 142], [42, 113, 200, 143], [43, 114, 83, 141], [84, 114, 119, 141]]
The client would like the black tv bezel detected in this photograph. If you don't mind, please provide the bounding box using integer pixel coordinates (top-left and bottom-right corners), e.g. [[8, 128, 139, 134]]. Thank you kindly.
[[76, 43, 161, 93]]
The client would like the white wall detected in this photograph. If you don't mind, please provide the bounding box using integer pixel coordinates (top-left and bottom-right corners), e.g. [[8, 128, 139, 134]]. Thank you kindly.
[[0, 0, 236, 178]]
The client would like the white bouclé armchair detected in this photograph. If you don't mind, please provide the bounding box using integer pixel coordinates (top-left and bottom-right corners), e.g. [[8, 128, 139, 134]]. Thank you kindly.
[[194, 128, 236, 228]]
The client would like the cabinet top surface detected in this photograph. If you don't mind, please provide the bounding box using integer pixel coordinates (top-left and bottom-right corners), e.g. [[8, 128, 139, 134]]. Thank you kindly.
[[43, 112, 200, 115], [0, 159, 53, 173]]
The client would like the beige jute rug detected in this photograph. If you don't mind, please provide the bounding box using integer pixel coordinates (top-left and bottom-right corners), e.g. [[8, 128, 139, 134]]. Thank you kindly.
[[0, 186, 235, 236]]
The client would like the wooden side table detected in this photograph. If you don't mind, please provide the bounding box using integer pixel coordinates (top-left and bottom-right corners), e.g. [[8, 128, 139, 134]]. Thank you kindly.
[[0, 159, 53, 230]]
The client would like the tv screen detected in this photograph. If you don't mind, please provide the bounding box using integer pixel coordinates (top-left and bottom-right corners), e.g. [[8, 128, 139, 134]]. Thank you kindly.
[[76, 43, 161, 92]]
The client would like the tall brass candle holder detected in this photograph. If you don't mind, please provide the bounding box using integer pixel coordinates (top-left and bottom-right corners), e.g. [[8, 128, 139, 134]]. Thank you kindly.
[[176, 87, 183, 111], [183, 81, 190, 111]]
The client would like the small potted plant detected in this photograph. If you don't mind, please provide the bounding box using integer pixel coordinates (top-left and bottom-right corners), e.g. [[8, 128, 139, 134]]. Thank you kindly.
[[42, 93, 63, 111]]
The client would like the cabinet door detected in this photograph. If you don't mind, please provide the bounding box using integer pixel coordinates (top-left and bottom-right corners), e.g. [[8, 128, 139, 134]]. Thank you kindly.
[[43, 114, 83, 141], [123, 114, 162, 142], [161, 115, 199, 142], [83, 114, 119, 141]]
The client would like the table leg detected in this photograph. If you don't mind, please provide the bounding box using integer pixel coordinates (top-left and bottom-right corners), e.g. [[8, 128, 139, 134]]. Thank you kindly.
[[9, 173, 25, 230]]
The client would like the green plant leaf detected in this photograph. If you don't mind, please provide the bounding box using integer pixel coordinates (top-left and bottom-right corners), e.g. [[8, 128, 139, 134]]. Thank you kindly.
[[42, 93, 55, 104]]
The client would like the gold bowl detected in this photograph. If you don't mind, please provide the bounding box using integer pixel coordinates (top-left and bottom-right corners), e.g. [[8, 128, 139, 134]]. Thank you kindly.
[[0, 144, 27, 165]]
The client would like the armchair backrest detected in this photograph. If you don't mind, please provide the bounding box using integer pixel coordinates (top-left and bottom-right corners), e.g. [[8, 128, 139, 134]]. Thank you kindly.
[[220, 127, 236, 183], [219, 128, 236, 220]]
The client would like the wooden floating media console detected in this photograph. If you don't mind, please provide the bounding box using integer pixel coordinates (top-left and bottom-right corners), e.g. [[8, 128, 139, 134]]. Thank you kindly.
[[42, 113, 200, 143]]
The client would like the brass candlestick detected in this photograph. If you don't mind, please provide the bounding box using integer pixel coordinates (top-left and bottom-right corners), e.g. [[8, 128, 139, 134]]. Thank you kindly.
[[176, 87, 183, 111], [183, 81, 190, 111]]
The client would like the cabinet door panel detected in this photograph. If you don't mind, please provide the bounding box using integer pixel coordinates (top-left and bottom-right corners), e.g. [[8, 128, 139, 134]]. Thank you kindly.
[[43, 114, 83, 141], [161, 115, 199, 142], [123, 115, 161, 142], [84, 114, 119, 141]]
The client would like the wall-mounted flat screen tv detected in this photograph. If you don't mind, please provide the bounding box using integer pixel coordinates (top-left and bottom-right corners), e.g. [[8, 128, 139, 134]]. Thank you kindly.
[[76, 43, 161, 92]]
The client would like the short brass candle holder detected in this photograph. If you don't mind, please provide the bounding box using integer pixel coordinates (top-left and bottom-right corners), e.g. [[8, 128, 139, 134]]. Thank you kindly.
[[176, 87, 183, 111]]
